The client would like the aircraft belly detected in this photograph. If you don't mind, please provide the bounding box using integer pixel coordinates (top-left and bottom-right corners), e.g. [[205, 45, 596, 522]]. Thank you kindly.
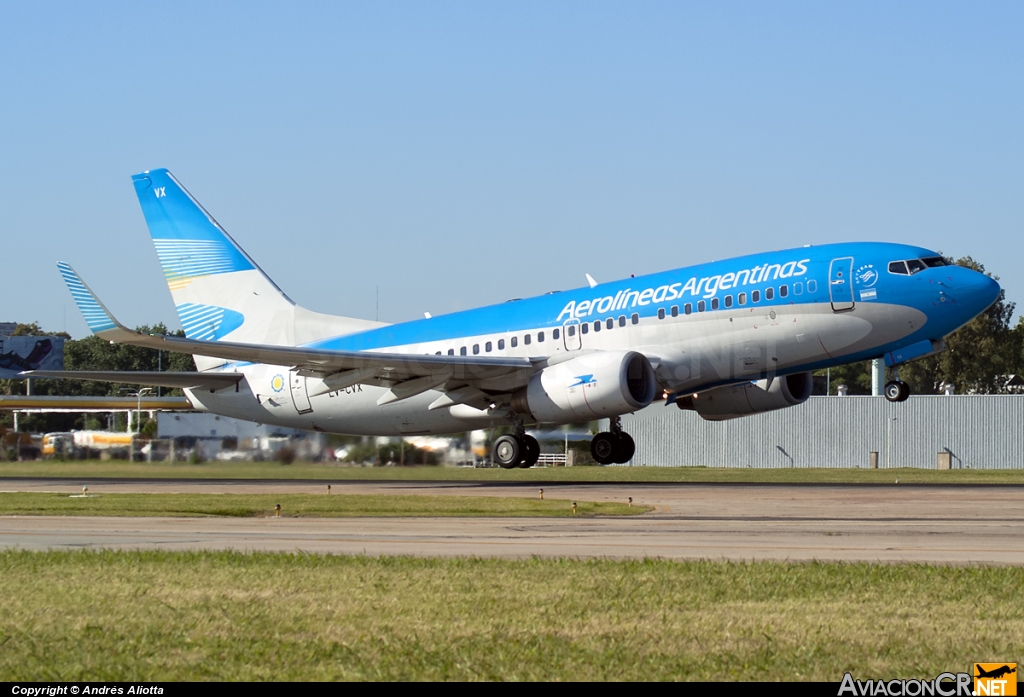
[[660, 302, 926, 392]]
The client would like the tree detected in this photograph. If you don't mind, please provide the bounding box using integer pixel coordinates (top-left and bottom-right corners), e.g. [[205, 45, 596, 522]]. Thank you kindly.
[[2, 323, 195, 432]]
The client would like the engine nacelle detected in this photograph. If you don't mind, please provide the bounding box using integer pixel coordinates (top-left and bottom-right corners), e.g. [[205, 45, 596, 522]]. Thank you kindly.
[[512, 351, 657, 423], [679, 371, 813, 421]]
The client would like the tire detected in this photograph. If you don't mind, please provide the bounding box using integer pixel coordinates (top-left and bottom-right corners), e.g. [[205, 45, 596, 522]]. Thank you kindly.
[[884, 381, 903, 402], [519, 435, 540, 468], [898, 381, 911, 402], [613, 432, 635, 464], [590, 432, 617, 465], [493, 435, 522, 469]]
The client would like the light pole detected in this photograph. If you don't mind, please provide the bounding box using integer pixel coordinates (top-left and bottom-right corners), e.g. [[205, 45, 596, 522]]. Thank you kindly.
[[124, 388, 152, 462]]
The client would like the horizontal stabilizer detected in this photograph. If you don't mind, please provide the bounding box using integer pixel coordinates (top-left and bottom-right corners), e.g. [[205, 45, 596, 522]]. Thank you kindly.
[[21, 370, 243, 391], [59, 262, 537, 387]]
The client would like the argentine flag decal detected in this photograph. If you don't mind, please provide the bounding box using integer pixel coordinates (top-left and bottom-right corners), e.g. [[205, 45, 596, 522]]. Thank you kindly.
[[177, 303, 245, 341]]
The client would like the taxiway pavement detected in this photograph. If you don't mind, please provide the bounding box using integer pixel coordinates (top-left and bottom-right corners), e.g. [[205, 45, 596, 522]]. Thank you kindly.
[[1, 480, 1021, 564]]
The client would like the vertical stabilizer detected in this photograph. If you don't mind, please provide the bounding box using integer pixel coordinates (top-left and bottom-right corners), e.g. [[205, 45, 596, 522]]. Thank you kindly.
[[132, 169, 383, 369]]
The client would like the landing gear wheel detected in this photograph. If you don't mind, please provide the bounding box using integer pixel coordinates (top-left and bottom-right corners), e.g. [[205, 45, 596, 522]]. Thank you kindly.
[[493, 435, 522, 469], [884, 381, 902, 403], [590, 432, 618, 465], [519, 435, 540, 468], [898, 381, 911, 402], [884, 380, 911, 403], [613, 432, 635, 464]]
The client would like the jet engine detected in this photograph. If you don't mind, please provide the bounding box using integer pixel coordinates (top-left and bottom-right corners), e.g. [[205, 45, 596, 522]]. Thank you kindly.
[[678, 371, 814, 421], [511, 350, 657, 423]]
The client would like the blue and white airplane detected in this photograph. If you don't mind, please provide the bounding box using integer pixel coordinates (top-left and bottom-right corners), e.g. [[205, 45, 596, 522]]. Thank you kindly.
[[31, 168, 1001, 467]]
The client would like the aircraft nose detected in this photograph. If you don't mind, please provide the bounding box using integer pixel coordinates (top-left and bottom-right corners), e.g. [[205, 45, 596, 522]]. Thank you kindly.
[[958, 268, 1001, 313]]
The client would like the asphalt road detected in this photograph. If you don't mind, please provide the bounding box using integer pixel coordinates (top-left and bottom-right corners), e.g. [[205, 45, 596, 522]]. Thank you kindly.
[[1, 480, 1021, 563]]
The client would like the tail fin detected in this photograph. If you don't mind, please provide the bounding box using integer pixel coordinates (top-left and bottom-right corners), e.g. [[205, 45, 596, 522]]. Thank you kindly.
[[132, 169, 382, 368]]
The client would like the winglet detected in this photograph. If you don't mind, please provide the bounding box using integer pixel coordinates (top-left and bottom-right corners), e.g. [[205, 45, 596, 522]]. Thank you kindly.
[[586, 273, 598, 288], [57, 262, 127, 336]]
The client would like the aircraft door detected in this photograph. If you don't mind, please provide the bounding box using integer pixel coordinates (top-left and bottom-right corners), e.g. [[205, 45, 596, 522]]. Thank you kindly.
[[290, 371, 313, 414], [563, 319, 582, 351], [829, 257, 855, 312]]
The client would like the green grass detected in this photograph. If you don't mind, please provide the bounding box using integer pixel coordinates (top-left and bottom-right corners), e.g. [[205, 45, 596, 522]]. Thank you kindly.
[[0, 551, 1021, 680], [3, 460, 1024, 484], [0, 492, 645, 517]]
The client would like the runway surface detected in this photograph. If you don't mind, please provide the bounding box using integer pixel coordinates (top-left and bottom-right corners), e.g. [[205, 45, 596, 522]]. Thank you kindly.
[[2, 479, 1022, 563]]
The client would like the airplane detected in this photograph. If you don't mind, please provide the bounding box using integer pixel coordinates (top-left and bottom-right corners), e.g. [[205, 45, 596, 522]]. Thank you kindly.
[[25, 168, 1002, 467], [975, 665, 1016, 680]]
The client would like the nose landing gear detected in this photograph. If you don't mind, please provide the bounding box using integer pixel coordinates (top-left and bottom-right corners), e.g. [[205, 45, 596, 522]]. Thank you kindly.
[[884, 368, 911, 403]]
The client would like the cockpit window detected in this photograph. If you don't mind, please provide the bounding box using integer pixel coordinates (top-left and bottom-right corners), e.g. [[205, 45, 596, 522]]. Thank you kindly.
[[889, 259, 934, 275], [906, 259, 926, 274]]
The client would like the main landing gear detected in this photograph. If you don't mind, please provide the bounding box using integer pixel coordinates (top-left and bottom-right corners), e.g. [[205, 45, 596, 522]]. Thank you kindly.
[[590, 416, 635, 465], [492, 429, 540, 469], [884, 368, 911, 403]]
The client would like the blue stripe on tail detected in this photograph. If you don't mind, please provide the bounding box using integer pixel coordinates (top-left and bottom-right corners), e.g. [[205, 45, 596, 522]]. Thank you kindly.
[[57, 262, 117, 333]]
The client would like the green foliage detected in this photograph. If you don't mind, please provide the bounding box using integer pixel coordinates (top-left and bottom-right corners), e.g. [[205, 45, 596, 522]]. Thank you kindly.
[[344, 440, 440, 466], [1, 322, 196, 432], [140, 418, 158, 439]]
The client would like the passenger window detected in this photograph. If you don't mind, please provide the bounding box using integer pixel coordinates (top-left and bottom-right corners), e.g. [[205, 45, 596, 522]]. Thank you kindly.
[[435, 351, 441, 356], [888, 261, 909, 275], [671, 305, 678, 317], [485, 341, 492, 352], [684, 303, 692, 315], [658, 308, 666, 320], [752, 290, 760, 302], [538, 331, 545, 342], [473, 344, 480, 355], [793, 283, 802, 295], [460, 347, 467, 356], [593, 321, 601, 332], [498, 339, 505, 350], [552, 328, 560, 340], [448, 349, 454, 356], [618, 315, 626, 327], [567, 325, 575, 337], [581, 324, 588, 335], [780, 285, 788, 298], [766, 287, 774, 300], [511, 337, 518, 348], [724, 295, 733, 308], [524, 334, 532, 345], [807, 280, 817, 293], [606, 318, 614, 329], [698, 300, 706, 312], [711, 298, 719, 310], [738, 292, 746, 305], [631, 313, 639, 325]]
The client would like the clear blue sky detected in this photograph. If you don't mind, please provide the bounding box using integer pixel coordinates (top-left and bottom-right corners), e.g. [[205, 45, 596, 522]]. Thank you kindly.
[[2, 2, 1021, 338]]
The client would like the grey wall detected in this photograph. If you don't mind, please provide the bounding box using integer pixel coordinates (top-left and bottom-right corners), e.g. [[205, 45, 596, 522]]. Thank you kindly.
[[621, 396, 1024, 469]]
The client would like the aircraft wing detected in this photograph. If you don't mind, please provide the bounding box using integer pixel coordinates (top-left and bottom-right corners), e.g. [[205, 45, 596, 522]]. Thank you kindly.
[[58, 262, 537, 386], [19, 370, 244, 391]]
